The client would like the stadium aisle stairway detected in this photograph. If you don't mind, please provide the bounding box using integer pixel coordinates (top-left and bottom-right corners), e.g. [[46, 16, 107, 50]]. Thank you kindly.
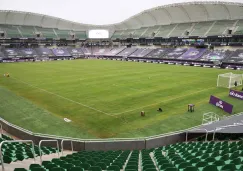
[[13, 138, 243, 171]]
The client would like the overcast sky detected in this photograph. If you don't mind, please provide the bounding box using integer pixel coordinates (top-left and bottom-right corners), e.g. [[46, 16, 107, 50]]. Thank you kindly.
[[0, 0, 242, 25]]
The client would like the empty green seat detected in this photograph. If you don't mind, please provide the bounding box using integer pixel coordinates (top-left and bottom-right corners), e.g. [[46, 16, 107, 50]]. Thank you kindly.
[[95, 162, 106, 169], [107, 165, 120, 171], [46, 164, 58, 170], [70, 167, 84, 171], [61, 163, 74, 170], [144, 169, 157, 171], [164, 167, 177, 171], [50, 168, 65, 171], [183, 166, 198, 171], [30, 164, 42, 169], [221, 163, 236, 170], [202, 164, 217, 171], [88, 166, 102, 171], [31, 168, 46, 171], [14, 169, 28, 171], [80, 163, 91, 170]]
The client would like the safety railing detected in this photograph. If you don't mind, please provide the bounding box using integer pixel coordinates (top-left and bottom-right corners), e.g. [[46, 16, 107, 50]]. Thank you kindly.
[[61, 140, 73, 156], [186, 128, 208, 142], [39, 140, 59, 163], [0, 140, 35, 171], [212, 123, 243, 141]]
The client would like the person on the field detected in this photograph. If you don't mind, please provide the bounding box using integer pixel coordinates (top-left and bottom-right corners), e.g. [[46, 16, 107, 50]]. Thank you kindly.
[[234, 81, 237, 87]]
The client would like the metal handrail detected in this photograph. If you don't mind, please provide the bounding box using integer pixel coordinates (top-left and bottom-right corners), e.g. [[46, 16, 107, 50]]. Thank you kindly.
[[0, 112, 242, 144], [186, 129, 208, 142], [61, 140, 73, 156], [39, 140, 59, 163], [212, 123, 243, 141], [0, 140, 35, 171]]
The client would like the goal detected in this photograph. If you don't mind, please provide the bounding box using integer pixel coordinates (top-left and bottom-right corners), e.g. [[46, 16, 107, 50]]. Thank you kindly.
[[217, 72, 243, 88]]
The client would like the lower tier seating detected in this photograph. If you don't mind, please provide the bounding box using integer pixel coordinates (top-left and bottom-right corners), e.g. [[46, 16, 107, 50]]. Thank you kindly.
[[14, 139, 243, 171]]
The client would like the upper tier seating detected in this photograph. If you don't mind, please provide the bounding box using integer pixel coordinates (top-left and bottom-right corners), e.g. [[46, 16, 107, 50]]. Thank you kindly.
[[207, 20, 236, 36], [18, 26, 35, 38], [55, 29, 70, 39], [155, 24, 176, 38], [133, 27, 148, 38], [169, 23, 193, 37], [111, 30, 124, 39], [73, 31, 86, 39], [141, 26, 160, 38], [35, 27, 57, 38], [234, 20, 243, 35], [190, 21, 214, 36], [0, 25, 21, 38], [121, 29, 136, 39]]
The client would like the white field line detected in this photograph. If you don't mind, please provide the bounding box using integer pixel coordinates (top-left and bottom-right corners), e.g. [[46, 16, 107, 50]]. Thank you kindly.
[[112, 87, 216, 115], [10, 76, 216, 117], [10, 77, 114, 117]]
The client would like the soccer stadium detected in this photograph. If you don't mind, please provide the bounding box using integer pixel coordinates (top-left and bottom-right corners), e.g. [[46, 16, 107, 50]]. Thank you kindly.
[[0, 0, 243, 170]]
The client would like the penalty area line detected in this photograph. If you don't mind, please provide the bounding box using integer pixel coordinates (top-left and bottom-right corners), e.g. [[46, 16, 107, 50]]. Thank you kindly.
[[10, 77, 114, 117]]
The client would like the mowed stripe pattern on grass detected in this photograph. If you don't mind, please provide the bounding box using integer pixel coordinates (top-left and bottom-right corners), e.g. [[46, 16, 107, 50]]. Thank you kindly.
[[0, 60, 242, 138]]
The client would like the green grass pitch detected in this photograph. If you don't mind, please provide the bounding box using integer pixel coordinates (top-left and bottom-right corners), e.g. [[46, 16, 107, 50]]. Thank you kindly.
[[0, 59, 242, 139]]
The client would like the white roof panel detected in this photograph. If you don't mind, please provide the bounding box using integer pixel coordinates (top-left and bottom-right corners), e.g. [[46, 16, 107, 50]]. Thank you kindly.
[[0, 1, 243, 30]]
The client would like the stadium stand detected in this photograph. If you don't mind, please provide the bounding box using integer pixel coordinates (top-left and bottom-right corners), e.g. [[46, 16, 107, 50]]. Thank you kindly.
[[165, 48, 188, 59], [199, 50, 232, 62], [121, 29, 136, 39], [19, 48, 38, 58], [55, 29, 70, 39], [111, 30, 124, 39], [18, 26, 35, 38], [35, 48, 55, 58], [177, 48, 207, 60], [13, 139, 243, 171], [104, 47, 126, 56], [35, 27, 57, 39], [0, 134, 59, 165], [66, 48, 84, 58], [92, 47, 111, 56], [80, 48, 92, 56], [141, 26, 160, 38], [146, 48, 172, 58], [169, 23, 193, 37], [0, 25, 21, 38], [155, 25, 176, 38], [129, 48, 153, 57], [207, 20, 236, 36], [190, 21, 214, 37], [73, 31, 86, 39], [116, 48, 137, 57], [132, 27, 148, 39], [234, 20, 243, 35], [224, 49, 243, 64], [3, 48, 23, 58]]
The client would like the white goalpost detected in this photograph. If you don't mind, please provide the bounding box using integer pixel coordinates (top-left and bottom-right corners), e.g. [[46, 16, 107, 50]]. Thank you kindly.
[[217, 72, 243, 89]]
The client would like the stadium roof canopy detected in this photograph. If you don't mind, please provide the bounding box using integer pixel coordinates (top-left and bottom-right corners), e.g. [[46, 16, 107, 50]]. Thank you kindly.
[[0, 1, 243, 31]]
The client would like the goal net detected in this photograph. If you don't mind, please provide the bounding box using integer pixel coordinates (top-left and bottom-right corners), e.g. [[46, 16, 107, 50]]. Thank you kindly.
[[217, 72, 243, 88]]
